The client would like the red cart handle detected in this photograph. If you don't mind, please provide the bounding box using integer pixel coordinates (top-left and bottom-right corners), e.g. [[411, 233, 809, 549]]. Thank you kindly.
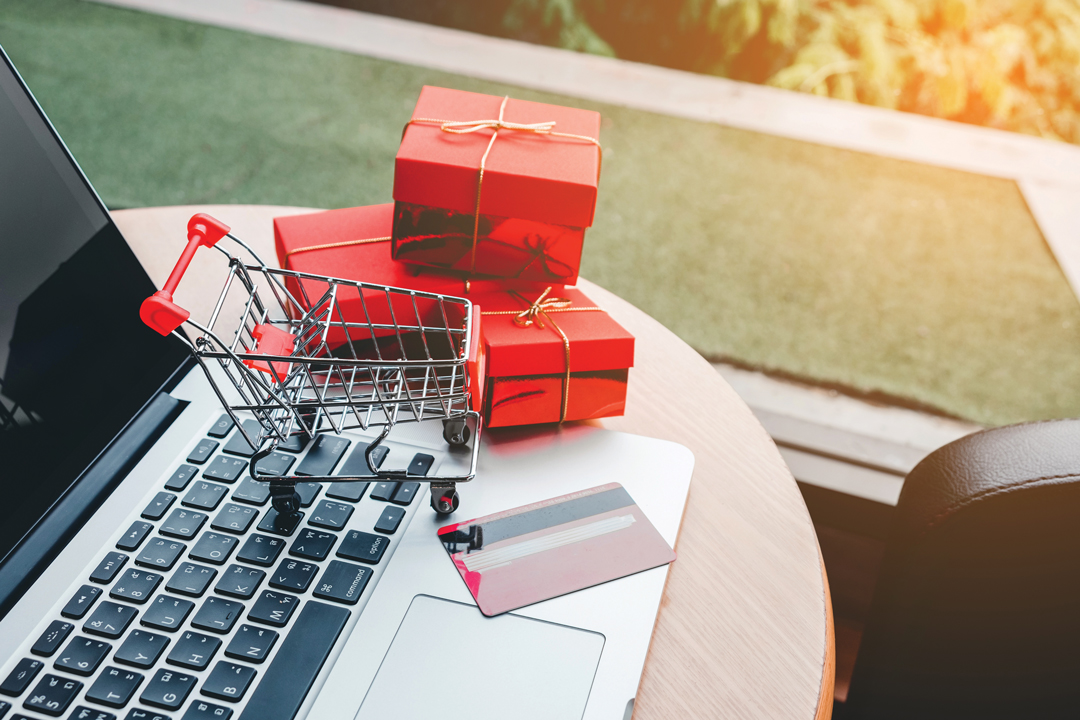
[[140, 213, 232, 336]]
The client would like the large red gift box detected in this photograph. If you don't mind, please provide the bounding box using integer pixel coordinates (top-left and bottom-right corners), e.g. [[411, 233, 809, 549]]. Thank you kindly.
[[273, 203, 494, 412], [392, 86, 602, 285], [474, 286, 634, 427]]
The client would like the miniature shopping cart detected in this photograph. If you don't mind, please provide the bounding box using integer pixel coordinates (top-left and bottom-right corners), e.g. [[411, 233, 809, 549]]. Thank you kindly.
[[140, 213, 481, 515]]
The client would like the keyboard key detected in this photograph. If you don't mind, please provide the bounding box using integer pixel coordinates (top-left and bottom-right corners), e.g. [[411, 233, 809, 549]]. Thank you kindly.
[[182, 482, 228, 512], [288, 529, 335, 561], [210, 505, 258, 535], [159, 510, 206, 541], [62, 585, 103, 619], [191, 598, 244, 634], [222, 421, 261, 458], [136, 538, 186, 570], [247, 591, 298, 628], [166, 632, 220, 671], [214, 565, 265, 600], [313, 561, 372, 606], [236, 601, 348, 720], [337, 444, 387, 479], [294, 483, 320, 508], [368, 482, 397, 502], [390, 482, 420, 506], [207, 414, 235, 439], [141, 492, 176, 521], [31, 621, 73, 657], [235, 535, 284, 568], [164, 465, 198, 492], [1, 658, 42, 696], [23, 673, 81, 716], [201, 662, 255, 703], [139, 669, 195, 711], [308, 501, 353, 530], [85, 667, 143, 708], [90, 553, 129, 584], [70, 705, 117, 720], [255, 509, 303, 537], [325, 481, 368, 503], [165, 563, 217, 598], [186, 440, 218, 466], [336, 531, 389, 565], [373, 506, 405, 535], [140, 596, 194, 633], [230, 478, 270, 507], [0, 700, 8, 718], [114, 631, 169, 669], [201, 457, 247, 484], [83, 602, 137, 639], [183, 700, 233, 720], [276, 432, 309, 454], [407, 453, 434, 476], [224, 626, 277, 664], [54, 637, 110, 676], [252, 452, 294, 478], [189, 533, 237, 566], [126, 706, 174, 720], [110, 569, 163, 604], [116, 522, 153, 552], [295, 435, 350, 477], [267, 560, 317, 593]]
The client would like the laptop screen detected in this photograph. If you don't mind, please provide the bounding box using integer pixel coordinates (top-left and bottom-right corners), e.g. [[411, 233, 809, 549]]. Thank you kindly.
[[0, 48, 189, 561]]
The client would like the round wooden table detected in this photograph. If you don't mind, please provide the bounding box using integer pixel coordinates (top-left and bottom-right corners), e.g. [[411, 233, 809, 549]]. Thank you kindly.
[[115, 205, 834, 720]]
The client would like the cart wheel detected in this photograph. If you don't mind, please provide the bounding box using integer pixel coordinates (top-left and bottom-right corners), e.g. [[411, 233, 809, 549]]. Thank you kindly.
[[272, 490, 302, 515], [431, 487, 460, 515], [442, 418, 471, 447]]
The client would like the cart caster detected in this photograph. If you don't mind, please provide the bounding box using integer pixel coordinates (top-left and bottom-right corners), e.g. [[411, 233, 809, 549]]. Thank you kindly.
[[443, 418, 471, 447], [431, 486, 460, 515], [270, 487, 302, 515]]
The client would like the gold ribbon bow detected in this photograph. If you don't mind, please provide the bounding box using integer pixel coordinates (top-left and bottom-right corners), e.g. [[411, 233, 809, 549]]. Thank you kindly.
[[407, 96, 602, 276], [482, 287, 606, 423]]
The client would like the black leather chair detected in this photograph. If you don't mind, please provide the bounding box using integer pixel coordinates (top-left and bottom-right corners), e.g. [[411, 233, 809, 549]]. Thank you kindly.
[[842, 419, 1080, 719]]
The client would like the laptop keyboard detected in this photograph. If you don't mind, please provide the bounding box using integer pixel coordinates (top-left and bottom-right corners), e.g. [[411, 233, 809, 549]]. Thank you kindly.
[[0, 414, 437, 720]]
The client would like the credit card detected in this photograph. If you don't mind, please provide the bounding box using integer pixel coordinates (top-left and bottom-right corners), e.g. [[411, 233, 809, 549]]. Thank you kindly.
[[438, 482, 676, 616]]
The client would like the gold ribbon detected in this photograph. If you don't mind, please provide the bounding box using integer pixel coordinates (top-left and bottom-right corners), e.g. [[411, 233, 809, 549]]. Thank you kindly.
[[406, 96, 602, 276], [283, 236, 391, 263], [481, 287, 606, 423], [284, 235, 475, 294]]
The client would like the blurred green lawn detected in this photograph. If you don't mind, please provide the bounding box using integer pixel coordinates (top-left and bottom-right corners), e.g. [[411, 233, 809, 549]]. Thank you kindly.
[[3, 0, 1079, 426]]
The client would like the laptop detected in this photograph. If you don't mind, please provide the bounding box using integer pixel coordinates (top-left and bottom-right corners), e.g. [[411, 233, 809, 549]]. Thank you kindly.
[[0, 44, 695, 720]]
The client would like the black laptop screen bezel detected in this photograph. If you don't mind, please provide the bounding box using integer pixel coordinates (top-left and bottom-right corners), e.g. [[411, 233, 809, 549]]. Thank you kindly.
[[0, 44, 193, 592]]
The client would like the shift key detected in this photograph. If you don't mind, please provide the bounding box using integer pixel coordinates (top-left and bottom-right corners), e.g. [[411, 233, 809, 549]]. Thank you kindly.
[[295, 435, 350, 477]]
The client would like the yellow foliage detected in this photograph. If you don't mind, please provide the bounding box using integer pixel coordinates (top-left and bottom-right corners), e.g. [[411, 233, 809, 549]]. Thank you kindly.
[[522, 0, 1080, 144]]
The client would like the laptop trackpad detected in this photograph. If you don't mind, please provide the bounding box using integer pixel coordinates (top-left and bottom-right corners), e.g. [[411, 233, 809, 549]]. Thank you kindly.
[[355, 594, 605, 720]]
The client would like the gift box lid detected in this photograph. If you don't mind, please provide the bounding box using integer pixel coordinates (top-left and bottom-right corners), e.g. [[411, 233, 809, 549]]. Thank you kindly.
[[475, 287, 635, 377], [274, 204, 552, 297], [275, 203, 399, 277], [395, 86, 602, 229]]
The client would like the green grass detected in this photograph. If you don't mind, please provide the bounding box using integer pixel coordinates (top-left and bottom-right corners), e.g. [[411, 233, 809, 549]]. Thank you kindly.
[[3, 0, 1079, 426]]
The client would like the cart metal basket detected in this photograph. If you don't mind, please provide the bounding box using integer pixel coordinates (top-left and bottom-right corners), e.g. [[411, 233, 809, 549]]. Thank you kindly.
[[140, 213, 480, 515]]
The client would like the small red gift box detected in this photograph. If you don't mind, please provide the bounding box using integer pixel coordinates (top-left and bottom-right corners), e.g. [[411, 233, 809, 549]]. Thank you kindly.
[[474, 286, 634, 427], [273, 203, 493, 411], [393, 86, 602, 284]]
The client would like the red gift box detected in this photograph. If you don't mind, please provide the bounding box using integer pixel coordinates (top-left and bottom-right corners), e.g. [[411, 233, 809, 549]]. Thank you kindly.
[[474, 286, 634, 427], [393, 86, 602, 284], [273, 204, 493, 412]]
